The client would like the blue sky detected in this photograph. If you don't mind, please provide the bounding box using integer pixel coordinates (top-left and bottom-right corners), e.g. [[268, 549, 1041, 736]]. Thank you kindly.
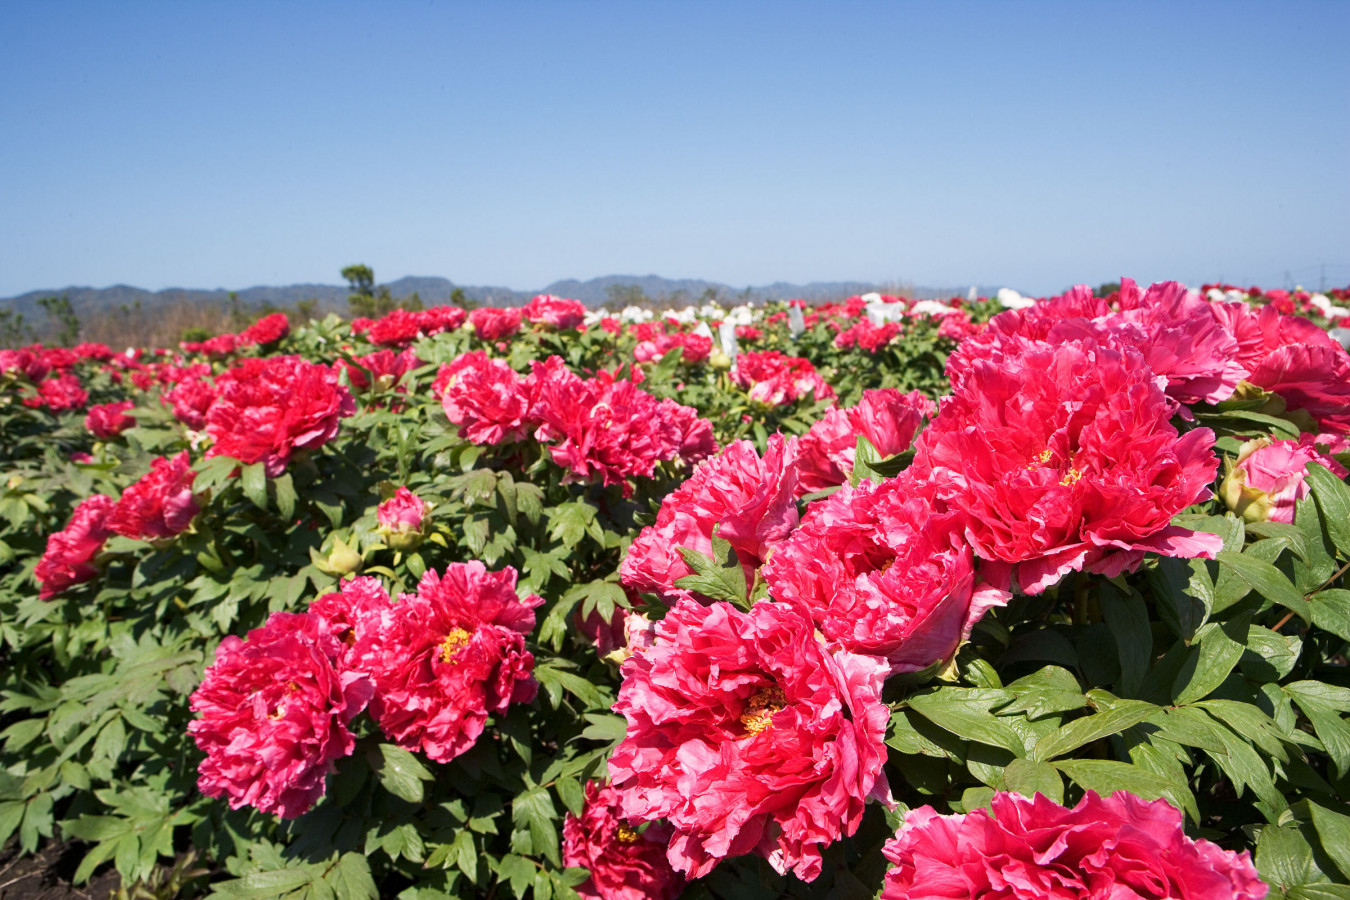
[[2, 1, 1347, 298]]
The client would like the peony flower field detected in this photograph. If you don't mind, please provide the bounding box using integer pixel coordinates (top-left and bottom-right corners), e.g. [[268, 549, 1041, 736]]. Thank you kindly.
[[3, 279, 1350, 899]]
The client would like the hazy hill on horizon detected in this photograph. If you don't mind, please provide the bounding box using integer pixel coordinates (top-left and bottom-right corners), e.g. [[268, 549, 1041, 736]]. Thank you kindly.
[[0, 273, 999, 325]]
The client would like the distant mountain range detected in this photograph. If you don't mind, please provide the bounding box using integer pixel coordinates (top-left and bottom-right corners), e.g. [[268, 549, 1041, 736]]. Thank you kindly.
[[0, 274, 1001, 322]]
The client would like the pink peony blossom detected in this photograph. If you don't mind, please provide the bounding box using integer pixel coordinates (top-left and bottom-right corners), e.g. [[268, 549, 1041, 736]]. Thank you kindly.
[[794, 388, 935, 496], [621, 436, 800, 603], [85, 401, 136, 440], [732, 351, 834, 407], [880, 791, 1266, 900], [634, 332, 713, 365], [436, 351, 535, 445], [238, 312, 290, 347], [527, 359, 716, 495], [108, 451, 200, 540], [609, 598, 891, 881], [1221, 434, 1349, 524], [563, 781, 684, 900], [205, 355, 356, 476], [834, 320, 902, 352], [34, 495, 115, 600], [764, 473, 1009, 673], [915, 337, 1222, 594], [31, 373, 88, 412], [361, 562, 541, 763], [523, 294, 587, 330], [308, 576, 396, 671], [376, 487, 427, 550], [469, 306, 524, 340], [337, 348, 420, 393], [188, 612, 373, 819], [164, 377, 216, 430]]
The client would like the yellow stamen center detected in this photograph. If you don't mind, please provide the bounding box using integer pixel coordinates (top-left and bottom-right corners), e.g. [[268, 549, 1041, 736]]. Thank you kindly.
[[1027, 448, 1053, 468], [615, 825, 640, 843], [740, 685, 787, 736], [1059, 467, 1083, 486], [439, 627, 472, 663]]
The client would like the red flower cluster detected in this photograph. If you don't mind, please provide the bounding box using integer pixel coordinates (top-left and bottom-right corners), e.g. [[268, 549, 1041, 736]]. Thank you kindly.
[[354, 306, 468, 347], [880, 792, 1266, 899], [621, 436, 799, 603], [468, 306, 524, 340], [634, 332, 713, 365], [336, 347, 420, 393], [163, 377, 216, 430], [24, 373, 88, 412], [108, 451, 199, 541], [834, 319, 901, 351], [189, 612, 373, 819], [794, 388, 935, 496], [732, 350, 834, 407], [34, 495, 115, 600], [915, 336, 1222, 594], [609, 599, 890, 880], [238, 312, 290, 347], [436, 353, 716, 494], [85, 401, 136, 439], [205, 355, 356, 476], [562, 781, 683, 900], [523, 294, 586, 330], [763, 473, 1009, 674], [356, 563, 541, 763]]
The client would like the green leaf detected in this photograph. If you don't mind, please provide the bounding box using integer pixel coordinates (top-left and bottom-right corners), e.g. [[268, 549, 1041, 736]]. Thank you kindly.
[[851, 435, 882, 486], [1101, 585, 1151, 696], [1217, 550, 1311, 624], [1286, 686, 1350, 780], [1308, 800, 1350, 882], [272, 472, 297, 521], [240, 461, 268, 511], [1257, 824, 1320, 893], [1312, 589, 1350, 643], [1053, 759, 1187, 809], [1307, 462, 1350, 559], [513, 786, 560, 866], [579, 714, 627, 743], [1031, 699, 1157, 762], [907, 689, 1025, 756], [1001, 758, 1065, 804], [1000, 666, 1087, 719], [369, 744, 432, 804], [674, 534, 748, 607], [1172, 615, 1250, 706]]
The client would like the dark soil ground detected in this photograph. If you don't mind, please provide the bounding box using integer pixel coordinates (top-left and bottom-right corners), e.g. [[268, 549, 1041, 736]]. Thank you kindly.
[[0, 842, 121, 900]]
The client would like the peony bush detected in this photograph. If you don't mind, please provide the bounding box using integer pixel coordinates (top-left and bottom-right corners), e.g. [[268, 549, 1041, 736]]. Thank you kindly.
[[1, 282, 1349, 898]]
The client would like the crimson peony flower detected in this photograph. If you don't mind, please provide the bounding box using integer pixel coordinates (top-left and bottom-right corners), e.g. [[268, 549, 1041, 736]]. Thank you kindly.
[[188, 612, 373, 819], [32, 373, 88, 411], [732, 350, 834, 407], [563, 781, 684, 900], [621, 436, 799, 603], [205, 355, 356, 476], [879, 791, 1266, 899], [914, 337, 1222, 594], [469, 306, 524, 340], [1209, 301, 1350, 432], [34, 494, 115, 600], [74, 342, 115, 362], [360, 562, 541, 763], [85, 401, 136, 440], [794, 388, 935, 496], [164, 377, 216, 430], [764, 473, 1009, 673], [108, 451, 200, 541], [834, 320, 902, 351], [523, 294, 586, 330], [634, 332, 713, 365], [0, 348, 48, 381], [309, 576, 396, 671], [1221, 433, 1349, 524], [238, 312, 290, 347], [336, 347, 420, 393], [436, 351, 535, 445], [529, 362, 716, 495], [609, 598, 890, 881], [197, 333, 239, 359]]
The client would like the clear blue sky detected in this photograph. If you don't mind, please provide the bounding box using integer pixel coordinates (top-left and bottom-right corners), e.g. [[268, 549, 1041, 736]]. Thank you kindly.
[[2, 1, 1347, 299]]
